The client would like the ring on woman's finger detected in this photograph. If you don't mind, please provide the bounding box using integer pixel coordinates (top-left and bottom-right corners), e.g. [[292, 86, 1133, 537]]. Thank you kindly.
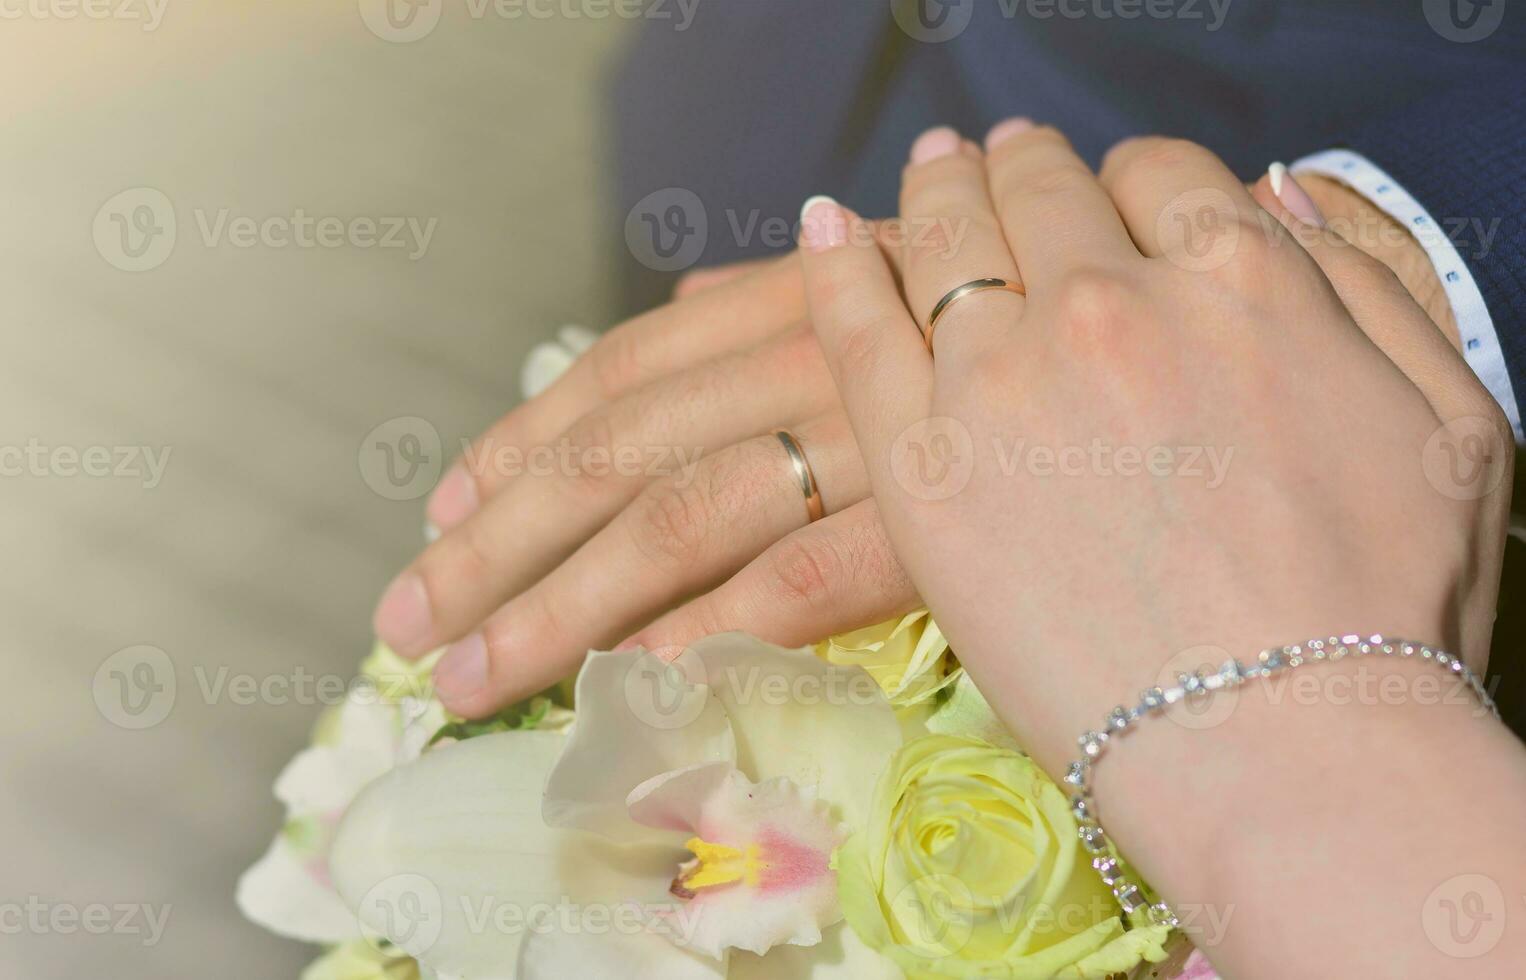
[[773, 429, 824, 523], [923, 277, 1026, 353]]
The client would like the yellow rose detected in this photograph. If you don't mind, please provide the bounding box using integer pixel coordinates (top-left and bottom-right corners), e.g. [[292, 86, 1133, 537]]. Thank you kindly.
[[839, 735, 1171, 980], [816, 609, 959, 708]]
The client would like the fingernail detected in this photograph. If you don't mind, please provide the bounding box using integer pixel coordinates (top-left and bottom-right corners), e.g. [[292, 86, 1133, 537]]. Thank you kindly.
[[910, 126, 961, 165], [1268, 162, 1326, 228], [435, 632, 489, 701], [985, 117, 1034, 151], [374, 572, 434, 655], [427, 463, 479, 532], [799, 196, 849, 252]]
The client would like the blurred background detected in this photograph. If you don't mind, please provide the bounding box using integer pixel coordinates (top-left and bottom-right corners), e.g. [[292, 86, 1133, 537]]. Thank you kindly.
[[0, 7, 637, 977]]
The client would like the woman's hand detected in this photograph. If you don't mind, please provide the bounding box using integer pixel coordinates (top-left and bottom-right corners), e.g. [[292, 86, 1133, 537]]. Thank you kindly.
[[800, 120, 1522, 977], [372, 253, 926, 717]]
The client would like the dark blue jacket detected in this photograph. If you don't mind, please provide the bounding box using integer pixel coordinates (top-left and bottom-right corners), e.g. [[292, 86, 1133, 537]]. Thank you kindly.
[[613, 0, 1524, 403]]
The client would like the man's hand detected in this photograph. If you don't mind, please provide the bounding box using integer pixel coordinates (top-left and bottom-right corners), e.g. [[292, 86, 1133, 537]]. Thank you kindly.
[[1293, 172, 1460, 347]]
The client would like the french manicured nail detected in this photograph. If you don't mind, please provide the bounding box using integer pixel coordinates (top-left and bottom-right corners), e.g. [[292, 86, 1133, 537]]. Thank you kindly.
[[427, 463, 479, 532], [374, 571, 434, 655], [1268, 162, 1326, 228], [985, 116, 1034, 151], [435, 632, 489, 701], [910, 126, 961, 165], [799, 196, 849, 252]]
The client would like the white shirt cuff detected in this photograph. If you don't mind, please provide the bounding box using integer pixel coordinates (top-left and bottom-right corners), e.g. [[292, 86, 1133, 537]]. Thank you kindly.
[[1291, 148, 1523, 443]]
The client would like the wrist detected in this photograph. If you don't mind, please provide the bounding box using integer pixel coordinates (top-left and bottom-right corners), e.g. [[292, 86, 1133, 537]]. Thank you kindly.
[[1295, 173, 1461, 348]]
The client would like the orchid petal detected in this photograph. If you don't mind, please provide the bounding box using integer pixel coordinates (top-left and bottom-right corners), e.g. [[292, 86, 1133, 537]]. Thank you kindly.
[[544, 649, 735, 842], [330, 730, 587, 978], [277, 700, 402, 814], [627, 762, 844, 958], [697, 635, 901, 827], [517, 927, 724, 980], [237, 836, 360, 945], [729, 922, 906, 980]]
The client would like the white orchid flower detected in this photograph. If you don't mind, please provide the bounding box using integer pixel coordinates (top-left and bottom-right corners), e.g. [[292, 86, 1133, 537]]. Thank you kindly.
[[237, 645, 449, 946], [328, 634, 908, 980]]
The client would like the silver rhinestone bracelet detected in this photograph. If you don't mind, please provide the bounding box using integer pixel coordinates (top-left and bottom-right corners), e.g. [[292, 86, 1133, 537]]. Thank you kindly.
[[1064, 634, 1500, 928]]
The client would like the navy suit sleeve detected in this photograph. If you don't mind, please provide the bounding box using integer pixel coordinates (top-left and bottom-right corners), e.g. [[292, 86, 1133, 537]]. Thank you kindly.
[[1337, 75, 1526, 420]]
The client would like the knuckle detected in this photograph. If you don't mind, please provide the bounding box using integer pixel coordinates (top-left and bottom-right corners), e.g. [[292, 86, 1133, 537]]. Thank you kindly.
[[834, 314, 895, 379], [990, 124, 1070, 167], [848, 518, 907, 599], [908, 217, 962, 262], [674, 596, 726, 645], [1053, 269, 1137, 337], [561, 410, 627, 494], [1027, 161, 1098, 200], [1208, 220, 1283, 291], [766, 534, 845, 608], [430, 520, 498, 600], [565, 410, 617, 459], [587, 326, 646, 399], [631, 477, 716, 568], [995, 161, 1093, 214], [1045, 270, 1152, 368], [1107, 136, 1204, 183], [1327, 248, 1404, 296]]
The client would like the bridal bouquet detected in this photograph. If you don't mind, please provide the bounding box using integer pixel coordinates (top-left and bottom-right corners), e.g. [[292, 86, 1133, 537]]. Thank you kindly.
[[240, 616, 1228, 980], [239, 337, 1218, 980]]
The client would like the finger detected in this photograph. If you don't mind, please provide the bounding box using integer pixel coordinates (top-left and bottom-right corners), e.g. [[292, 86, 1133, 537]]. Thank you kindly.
[[672, 257, 778, 299], [799, 196, 932, 502], [428, 255, 806, 532], [376, 326, 836, 658], [897, 126, 1025, 366], [1252, 168, 1498, 422], [1098, 135, 1265, 260], [623, 498, 919, 657], [982, 118, 1138, 285], [429, 415, 869, 715]]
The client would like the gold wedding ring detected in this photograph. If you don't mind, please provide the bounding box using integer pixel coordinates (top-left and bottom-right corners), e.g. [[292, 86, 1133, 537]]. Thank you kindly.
[[923, 277, 1026, 352], [773, 429, 824, 523]]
